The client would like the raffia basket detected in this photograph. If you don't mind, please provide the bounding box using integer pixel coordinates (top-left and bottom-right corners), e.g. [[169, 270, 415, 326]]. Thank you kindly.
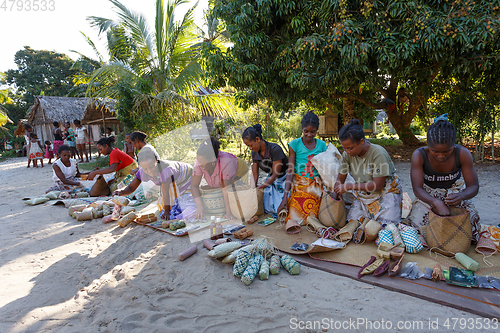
[[426, 207, 472, 257], [318, 192, 347, 229], [201, 186, 226, 217], [228, 186, 259, 221]]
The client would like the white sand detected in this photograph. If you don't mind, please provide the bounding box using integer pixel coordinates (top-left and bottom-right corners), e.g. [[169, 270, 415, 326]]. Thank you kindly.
[[1, 157, 499, 332]]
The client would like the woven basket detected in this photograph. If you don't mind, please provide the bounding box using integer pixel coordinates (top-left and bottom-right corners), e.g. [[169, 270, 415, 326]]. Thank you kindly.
[[201, 186, 226, 216], [426, 207, 471, 257], [228, 186, 259, 221], [318, 192, 347, 229]]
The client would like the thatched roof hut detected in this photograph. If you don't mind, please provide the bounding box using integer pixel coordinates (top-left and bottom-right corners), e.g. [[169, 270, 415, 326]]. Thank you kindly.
[[26, 96, 118, 144]]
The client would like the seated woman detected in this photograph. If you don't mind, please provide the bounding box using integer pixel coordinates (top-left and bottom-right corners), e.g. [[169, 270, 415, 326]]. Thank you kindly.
[[242, 124, 288, 215], [191, 137, 242, 220], [45, 145, 85, 193], [277, 112, 327, 225], [87, 137, 139, 192], [409, 115, 480, 242], [130, 131, 157, 153], [334, 119, 402, 225], [113, 147, 195, 220]]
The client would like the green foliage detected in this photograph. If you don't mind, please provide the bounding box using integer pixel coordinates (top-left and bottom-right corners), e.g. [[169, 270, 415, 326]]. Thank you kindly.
[[205, 0, 500, 145], [78, 156, 109, 171], [369, 138, 403, 146], [5, 46, 76, 105]]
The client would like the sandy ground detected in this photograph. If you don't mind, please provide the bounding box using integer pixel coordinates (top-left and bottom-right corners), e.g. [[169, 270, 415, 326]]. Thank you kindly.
[[1, 157, 499, 333]]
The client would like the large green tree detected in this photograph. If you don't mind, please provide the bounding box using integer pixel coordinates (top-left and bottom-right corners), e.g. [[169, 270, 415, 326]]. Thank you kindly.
[[83, 0, 234, 137], [205, 0, 500, 145], [5, 46, 76, 105]]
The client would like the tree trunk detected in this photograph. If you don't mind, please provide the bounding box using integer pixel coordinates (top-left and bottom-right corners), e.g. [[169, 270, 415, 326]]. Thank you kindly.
[[386, 90, 424, 146], [342, 98, 356, 125]]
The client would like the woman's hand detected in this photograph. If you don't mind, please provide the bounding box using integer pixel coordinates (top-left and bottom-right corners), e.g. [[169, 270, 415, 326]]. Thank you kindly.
[[194, 207, 204, 219], [130, 168, 138, 176], [87, 171, 97, 180], [160, 210, 169, 220], [444, 193, 462, 206], [432, 200, 451, 216], [334, 183, 350, 196], [112, 189, 122, 196], [277, 196, 288, 213], [223, 211, 237, 221]]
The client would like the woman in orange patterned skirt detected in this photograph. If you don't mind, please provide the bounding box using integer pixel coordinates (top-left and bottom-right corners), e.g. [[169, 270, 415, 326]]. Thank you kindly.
[[277, 112, 327, 225]]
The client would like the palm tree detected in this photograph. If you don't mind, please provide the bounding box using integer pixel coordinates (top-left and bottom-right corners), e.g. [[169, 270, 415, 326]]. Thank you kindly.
[[0, 73, 14, 137], [84, 0, 234, 136]]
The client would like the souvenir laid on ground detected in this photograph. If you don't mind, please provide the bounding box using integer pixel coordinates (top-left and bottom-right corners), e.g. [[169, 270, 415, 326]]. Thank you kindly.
[[446, 267, 477, 288], [118, 212, 137, 227], [388, 255, 405, 277], [385, 223, 405, 249], [112, 196, 129, 206], [377, 229, 394, 245], [358, 256, 376, 278], [246, 215, 259, 224], [68, 204, 87, 216], [334, 220, 359, 243], [234, 227, 254, 239], [257, 217, 276, 226], [400, 227, 423, 253], [24, 196, 50, 206], [307, 238, 345, 253], [455, 252, 479, 271], [241, 254, 264, 285], [364, 219, 382, 242], [178, 245, 197, 261], [432, 264, 443, 281], [401, 192, 412, 219], [259, 259, 270, 280], [360, 257, 384, 276], [269, 255, 281, 275], [373, 260, 390, 277], [398, 262, 424, 280], [280, 255, 301, 275], [223, 224, 245, 235]]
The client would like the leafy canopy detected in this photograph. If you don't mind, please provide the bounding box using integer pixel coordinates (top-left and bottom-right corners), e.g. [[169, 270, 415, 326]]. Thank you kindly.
[[5, 46, 76, 105]]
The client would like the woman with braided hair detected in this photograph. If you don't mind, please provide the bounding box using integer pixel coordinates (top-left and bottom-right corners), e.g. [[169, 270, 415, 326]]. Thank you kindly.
[[409, 114, 481, 242]]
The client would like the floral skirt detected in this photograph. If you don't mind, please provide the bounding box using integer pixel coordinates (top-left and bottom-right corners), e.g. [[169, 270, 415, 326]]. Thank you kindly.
[[407, 179, 480, 242], [347, 175, 403, 225], [286, 174, 323, 225], [263, 174, 286, 216], [45, 176, 80, 193]]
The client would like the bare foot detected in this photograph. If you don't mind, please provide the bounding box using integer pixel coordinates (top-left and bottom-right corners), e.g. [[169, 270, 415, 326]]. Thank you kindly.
[[85, 160, 89, 163], [79, 160, 84, 163]]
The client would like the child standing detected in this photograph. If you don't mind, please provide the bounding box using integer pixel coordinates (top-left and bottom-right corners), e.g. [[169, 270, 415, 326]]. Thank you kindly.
[[29, 133, 44, 168], [44, 140, 54, 164], [123, 133, 135, 159]]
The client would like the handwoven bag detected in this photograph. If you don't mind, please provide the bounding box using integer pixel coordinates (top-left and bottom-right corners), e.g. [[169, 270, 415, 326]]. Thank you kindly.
[[400, 228, 424, 254], [318, 192, 347, 229], [228, 185, 258, 221], [426, 207, 471, 257], [89, 175, 110, 197], [200, 186, 226, 216]]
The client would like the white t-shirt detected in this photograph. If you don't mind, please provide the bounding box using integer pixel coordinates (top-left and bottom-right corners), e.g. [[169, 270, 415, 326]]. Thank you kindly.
[[53, 158, 77, 182], [75, 126, 86, 139]]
